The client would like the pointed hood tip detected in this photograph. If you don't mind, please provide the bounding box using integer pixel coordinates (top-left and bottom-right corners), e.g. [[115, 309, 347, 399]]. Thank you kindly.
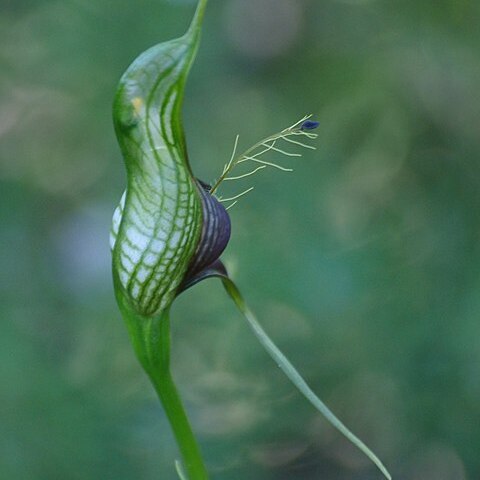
[[186, 0, 208, 37]]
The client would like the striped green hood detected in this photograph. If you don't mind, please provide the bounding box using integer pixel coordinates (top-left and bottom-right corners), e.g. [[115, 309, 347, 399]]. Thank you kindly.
[[110, 1, 229, 317]]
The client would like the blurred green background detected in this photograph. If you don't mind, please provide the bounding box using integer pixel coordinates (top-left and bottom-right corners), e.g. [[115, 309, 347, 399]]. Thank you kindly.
[[1, 0, 480, 479]]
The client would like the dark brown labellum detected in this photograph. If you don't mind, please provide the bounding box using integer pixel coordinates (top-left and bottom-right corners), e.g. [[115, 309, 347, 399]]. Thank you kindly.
[[179, 180, 231, 292]]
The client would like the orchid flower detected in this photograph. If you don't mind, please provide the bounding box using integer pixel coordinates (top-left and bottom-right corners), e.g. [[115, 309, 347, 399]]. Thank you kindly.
[[110, 1, 391, 479]]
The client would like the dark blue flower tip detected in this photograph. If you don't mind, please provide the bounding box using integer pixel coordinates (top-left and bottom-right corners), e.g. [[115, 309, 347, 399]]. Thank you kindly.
[[196, 178, 212, 192], [300, 120, 319, 131]]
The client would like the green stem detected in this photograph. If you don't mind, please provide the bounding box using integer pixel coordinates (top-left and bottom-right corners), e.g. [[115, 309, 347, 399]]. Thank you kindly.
[[120, 300, 209, 480], [149, 319, 208, 480]]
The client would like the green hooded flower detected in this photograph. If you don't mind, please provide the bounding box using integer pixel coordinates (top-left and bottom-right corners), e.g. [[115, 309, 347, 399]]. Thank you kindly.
[[110, 1, 391, 479]]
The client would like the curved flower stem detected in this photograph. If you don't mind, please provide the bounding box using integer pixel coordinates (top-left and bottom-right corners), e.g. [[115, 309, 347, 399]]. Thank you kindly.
[[120, 303, 209, 480]]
